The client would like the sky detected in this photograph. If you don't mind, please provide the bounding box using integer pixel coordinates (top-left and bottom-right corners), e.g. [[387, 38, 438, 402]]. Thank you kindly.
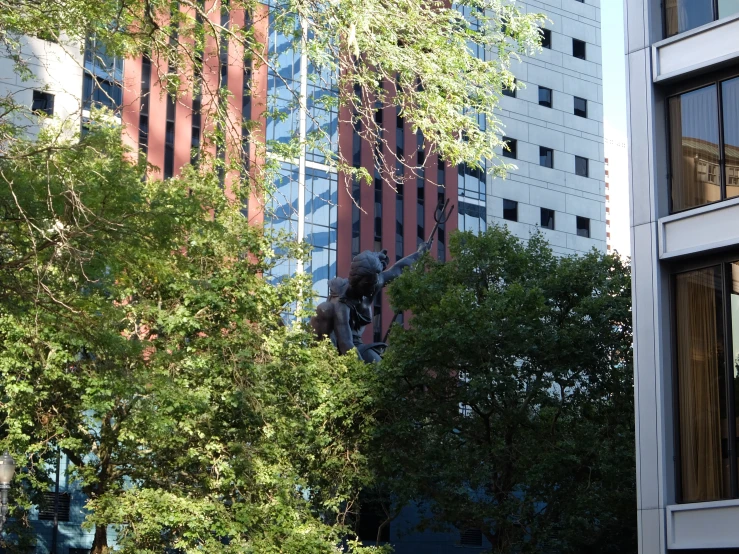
[[600, 0, 630, 256], [601, 0, 628, 141]]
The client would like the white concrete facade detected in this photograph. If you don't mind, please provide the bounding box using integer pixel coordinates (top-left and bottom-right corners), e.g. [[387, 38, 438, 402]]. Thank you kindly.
[[492, 0, 606, 256], [627, 2, 739, 552], [0, 35, 85, 134]]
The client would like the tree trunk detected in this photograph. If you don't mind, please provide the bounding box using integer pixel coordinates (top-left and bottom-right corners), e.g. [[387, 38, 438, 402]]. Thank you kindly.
[[90, 524, 109, 554]]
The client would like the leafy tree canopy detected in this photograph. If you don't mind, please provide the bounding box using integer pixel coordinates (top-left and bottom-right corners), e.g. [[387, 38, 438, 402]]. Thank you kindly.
[[374, 227, 636, 554], [0, 123, 378, 553]]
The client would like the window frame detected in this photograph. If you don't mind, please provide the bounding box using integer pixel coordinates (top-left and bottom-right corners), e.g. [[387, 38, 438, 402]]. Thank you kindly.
[[572, 38, 586, 60], [574, 96, 588, 118], [502, 199, 518, 222], [502, 79, 517, 98], [666, 67, 739, 215], [31, 90, 54, 116], [502, 136, 517, 159], [663, 0, 739, 39], [539, 146, 554, 168], [540, 207, 555, 230], [668, 252, 739, 503], [538, 86, 553, 108], [541, 28, 552, 49], [575, 155, 589, 177], [576, 216, 590, 238]]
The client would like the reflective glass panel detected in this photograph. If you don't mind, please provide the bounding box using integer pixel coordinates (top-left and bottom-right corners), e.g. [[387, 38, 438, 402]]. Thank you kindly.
[[723, 78, 739, 199], [665, 0, 714, 37], [669, 85, 720, 211], [719, 0, 739, 19], [675, 266, 729, 502]]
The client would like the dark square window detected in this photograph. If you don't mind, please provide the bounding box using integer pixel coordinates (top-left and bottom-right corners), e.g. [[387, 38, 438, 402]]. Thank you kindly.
[[538, 86, 552, 108], [502, 137, 517, 159], [539, 147, 554, 168], [503, 199, 518, 222], [575, 156, 589, 177], [541, 208, 555, 230], [32, 90, 54, 116], [541, 28, 552, 49], [576, 216, 590, 238], [574, 96, 587, 118], [502, 79, 516, 98], [573, 39, 586, 60]]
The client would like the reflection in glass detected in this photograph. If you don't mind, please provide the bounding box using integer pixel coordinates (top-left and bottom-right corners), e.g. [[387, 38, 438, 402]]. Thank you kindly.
[[719, 0, 739, 19], [665, 0, 714, 37], [730, 263, 739, 491], [723, 78, 739, 199], [669, 85, 720, 211], [676, 266, 729, 502]]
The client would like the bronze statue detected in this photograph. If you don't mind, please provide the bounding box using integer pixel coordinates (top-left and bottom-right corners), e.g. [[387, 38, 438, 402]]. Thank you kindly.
[[311, 199, 453, 362]]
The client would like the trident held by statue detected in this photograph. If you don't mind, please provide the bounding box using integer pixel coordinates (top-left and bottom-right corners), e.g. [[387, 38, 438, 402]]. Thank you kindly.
[[382, 198, 455, 343]]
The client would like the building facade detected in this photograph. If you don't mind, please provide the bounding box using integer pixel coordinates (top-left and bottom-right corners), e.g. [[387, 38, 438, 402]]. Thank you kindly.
[[482, 0, 606, 256], [626, 0, 739, 551], [0, 0, 606, 551]]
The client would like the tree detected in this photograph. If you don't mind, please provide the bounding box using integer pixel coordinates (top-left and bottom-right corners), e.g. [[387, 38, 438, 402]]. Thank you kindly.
[[375, 227, 635, 553], [0, 123, 379, 553], [0, 0, 545, 187]]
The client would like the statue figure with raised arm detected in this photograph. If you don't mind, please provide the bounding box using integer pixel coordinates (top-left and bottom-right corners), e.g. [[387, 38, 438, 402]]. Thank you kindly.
[[311, 198, 453, 362], [310, 241, 429, 363]]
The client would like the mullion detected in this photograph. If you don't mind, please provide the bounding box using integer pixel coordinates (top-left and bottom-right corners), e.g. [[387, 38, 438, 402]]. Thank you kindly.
[[718, 80, 727, 201], [723, 263, 738, 498]]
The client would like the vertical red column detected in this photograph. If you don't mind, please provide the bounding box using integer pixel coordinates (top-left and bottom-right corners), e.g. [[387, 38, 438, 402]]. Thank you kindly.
[[173, 4, 194, 179], [444, 160, 458, 259], [380, 101, 397, 335], [248, 2, 269, 227], [121, 57, 142, 155]]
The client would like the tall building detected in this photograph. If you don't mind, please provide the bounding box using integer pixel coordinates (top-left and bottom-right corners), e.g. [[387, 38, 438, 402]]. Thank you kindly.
[[482, 0, 606, 256], [604, 134, 630, 257], [626, 0, 739, 552], [0, 0, 606, 551]]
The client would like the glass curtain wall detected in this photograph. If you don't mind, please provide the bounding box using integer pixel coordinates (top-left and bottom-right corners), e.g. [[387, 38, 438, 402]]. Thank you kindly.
[[265, 11, 339, 301]]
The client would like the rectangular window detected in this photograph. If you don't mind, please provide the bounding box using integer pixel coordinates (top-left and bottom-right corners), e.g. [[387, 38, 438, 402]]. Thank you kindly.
[[575, 156, 589, 177], [502, 137, 517, 159], [576, 216, 590, 238], [572, 39, 586, 60], [669, 84, 720, 212], [723, 77, 739, 200], [32, 90, 54, 116], [665, 0, 715, 37], [574, 96, 587, 118], [502, 79, 516, 98], [538, 86, 552, 108], [503, 199, 518, 222], [540, 147, 554, 168], [541, 28, 551, 49], [541, 208, 555, 230], [674, 264, 735, 503]]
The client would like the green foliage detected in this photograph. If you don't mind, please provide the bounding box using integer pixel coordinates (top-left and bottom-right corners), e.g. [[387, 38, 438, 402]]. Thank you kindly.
[[376, 227, 635, 553], [0, 123, 377, 552]]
